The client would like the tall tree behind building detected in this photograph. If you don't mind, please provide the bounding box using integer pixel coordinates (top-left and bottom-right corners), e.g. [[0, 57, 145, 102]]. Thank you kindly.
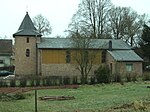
[[140, 24, 150, 61], [108, 6, 146, 46], [33, 14, 52, 36], [68, 0, 112, 39]]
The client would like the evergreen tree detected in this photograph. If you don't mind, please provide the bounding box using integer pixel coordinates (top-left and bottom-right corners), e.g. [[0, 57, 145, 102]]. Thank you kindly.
[[140, 24, 150, 61]]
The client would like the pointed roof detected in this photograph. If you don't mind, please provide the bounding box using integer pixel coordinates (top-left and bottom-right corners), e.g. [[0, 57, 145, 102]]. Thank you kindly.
[[13, 12, 42, 37]]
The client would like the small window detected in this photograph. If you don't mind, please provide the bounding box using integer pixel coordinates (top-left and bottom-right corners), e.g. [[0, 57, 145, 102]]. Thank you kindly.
[[84, 50, 89, 63], [66, 50, 71, 63], [26, 49, 30, 57], [0, 60, 4, 64], [27, 37, 29, 43], [126, 64, 133, 72], [101, 51, 106, 63]]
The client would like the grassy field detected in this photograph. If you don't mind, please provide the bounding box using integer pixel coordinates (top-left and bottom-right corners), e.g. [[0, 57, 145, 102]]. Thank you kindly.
[[0, 82, 150, 112]]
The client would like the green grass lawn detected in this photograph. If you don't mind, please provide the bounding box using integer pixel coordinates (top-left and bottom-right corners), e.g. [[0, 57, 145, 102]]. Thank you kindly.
[[0, 82, 150, 112]]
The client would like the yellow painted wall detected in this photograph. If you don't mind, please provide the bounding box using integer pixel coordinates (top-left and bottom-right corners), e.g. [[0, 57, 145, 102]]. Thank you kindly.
[[42, 49, 103, 64]]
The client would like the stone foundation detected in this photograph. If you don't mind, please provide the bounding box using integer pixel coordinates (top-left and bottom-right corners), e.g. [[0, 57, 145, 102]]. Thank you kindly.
[[41, 64, 99, 76]]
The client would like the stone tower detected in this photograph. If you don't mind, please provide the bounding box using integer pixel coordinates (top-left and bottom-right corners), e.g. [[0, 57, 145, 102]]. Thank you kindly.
[[13, 12, 42, 77]]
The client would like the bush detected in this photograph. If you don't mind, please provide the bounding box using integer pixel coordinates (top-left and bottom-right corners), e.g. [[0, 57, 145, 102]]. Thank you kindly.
[[94, 64, 111, 83], [0, 93, 26, 102], [13, 93, 26, 100], [0, 80, 8, 87], [143, 72, 150, 81], [42, 78, 46, 86], [35, 78, 41, 86], [19, 79, 27, 87], [72, 76, 78, 84], [46, 77, 52, 86], [63, 76, 71, 85], [10, 79, 16, 87], [58, 76, 63, 85], [132, 73, 137, 82], [126, 73, 131, 82], [90, 76, 96, 85], [113, 73, 122, 82], [29, 79, 35, 87]]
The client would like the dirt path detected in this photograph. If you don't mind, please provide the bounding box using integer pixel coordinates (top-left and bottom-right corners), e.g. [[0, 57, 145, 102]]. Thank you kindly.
[[0, 85, 79, 94]]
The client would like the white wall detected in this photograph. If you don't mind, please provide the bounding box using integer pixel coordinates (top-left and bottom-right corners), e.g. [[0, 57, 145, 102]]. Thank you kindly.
[[0, 56, 11, 67]]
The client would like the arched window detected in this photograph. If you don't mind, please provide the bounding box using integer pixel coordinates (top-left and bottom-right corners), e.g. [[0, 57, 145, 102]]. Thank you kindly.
[[101, 51, 106, 63], [66, 50, 71, 63], [26, 49, 30, 57]]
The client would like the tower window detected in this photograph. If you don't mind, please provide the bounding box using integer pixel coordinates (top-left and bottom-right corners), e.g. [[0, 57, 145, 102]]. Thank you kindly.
[[101, 51, 106, 63], [26, 49, 30, 57], [27, 37, 29, 43], [66, 50, 71, 63]]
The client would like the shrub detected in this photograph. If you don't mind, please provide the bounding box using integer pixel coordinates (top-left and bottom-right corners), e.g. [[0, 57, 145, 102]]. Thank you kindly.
[[0, 80, 3, 87], [72, 76, 78, 84], [0, 93, 13, 102], [126, 73, 131, 82], [0, 80, 8, 87], [10, 79, 16, 87], [13, 93, 26, 100], [52, 76, 58, 86], [63, 76, 71, 85], [58, 76, 63, 85], [0, 93, 26, 101], [132, 73, 137, 82], [94, 64, 111, 83], [35, 78, 41, 86], [143, 72, 150, 81], [42, 78, 46, 86], [90, 76, 96, 85], [113, 73, 122, 82], [29, 79, 35, 87], [46, 77, 52, 86], [19, 79, 27, 87]]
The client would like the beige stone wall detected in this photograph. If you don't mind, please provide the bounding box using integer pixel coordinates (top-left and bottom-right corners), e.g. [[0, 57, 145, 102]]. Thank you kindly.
[[106, 51, 116, 74], [41, 64, 99, 77], [116, 62, 143, 75], [106, 51, 143, 75], [15, 36, 37, 76]]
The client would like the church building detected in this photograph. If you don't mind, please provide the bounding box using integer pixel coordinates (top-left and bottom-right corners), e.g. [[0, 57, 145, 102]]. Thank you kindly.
[[13, 12, 143, 77]]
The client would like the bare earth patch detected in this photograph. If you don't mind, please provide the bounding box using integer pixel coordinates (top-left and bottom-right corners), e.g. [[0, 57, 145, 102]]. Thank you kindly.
[[0, 85, 79, 94]]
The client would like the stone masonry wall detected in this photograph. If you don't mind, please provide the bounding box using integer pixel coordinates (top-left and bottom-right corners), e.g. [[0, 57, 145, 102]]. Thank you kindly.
[[15, 37, 37, 76], [41, 64, 99, 77]]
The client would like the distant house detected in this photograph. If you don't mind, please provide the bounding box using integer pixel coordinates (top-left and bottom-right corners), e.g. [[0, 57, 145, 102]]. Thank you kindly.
[[0, 39, 13, 67], [13, 12, 143, 77]]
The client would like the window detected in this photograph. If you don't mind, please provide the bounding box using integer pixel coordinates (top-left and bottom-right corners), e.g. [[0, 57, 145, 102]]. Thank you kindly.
[[0, 60, 4, 64], [26, 49, 30, 57], [27, 37, 29, 43], [101, 51, 106, 63], [84, 50, 89, 63], [126, 64, 133, 72], [66, 50, 71, 63]]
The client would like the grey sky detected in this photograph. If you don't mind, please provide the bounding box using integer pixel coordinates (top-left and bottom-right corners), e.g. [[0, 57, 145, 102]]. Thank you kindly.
[[0, 0, 149, 39]]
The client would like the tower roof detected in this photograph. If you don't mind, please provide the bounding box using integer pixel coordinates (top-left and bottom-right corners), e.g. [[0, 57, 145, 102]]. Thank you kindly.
[[13, 12, 42, 37]]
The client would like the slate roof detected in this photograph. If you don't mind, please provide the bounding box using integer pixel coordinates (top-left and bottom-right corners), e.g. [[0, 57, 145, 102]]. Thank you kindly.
[[108, 50, 143, 62], [38, 38, 132, 50], [13, 12, 41, 37], [0, 39, 12, 55]]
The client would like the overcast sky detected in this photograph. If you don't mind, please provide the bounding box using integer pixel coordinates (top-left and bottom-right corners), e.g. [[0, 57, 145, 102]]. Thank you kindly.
[[0, 0, 150, 39]]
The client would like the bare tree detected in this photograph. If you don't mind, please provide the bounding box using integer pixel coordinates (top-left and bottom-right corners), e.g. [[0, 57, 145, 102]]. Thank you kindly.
[[68, 0, 112, 39], [71, 32, 98, 84], [33, 14, 52, 36], [108, 6, 146, 46]]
